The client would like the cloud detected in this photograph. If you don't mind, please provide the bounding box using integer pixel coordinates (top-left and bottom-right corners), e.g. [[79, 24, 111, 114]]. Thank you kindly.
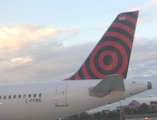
[[0, 23, 60, 51], [93, 23, 110, 30], [10, 56, 33, 66], [0, 39, 96, 84], [65, 27, 80, 38], [0, 23, 79, 51], [128, 37, 157, 80], [138, 14, 157, 23], [131, 0, 157, 11], [0, 23, 82, 84], [129, 0, 157, 24]]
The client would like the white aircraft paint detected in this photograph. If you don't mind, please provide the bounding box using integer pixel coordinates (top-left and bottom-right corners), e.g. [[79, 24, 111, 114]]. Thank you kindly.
[[0, 80, 151, 120]]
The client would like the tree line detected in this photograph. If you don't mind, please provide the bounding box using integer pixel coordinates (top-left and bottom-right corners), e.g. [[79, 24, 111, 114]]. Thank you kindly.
[[66, 103, 157, 120]]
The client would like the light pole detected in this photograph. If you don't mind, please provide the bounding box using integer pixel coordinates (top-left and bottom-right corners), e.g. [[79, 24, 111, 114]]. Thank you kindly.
[[119, 100, 122, 120], [89, 110, 93, 119], [107, 104, 110, 111]]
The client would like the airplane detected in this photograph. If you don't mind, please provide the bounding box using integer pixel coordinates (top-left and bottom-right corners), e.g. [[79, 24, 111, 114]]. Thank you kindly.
[[0, 11, 152, 120]]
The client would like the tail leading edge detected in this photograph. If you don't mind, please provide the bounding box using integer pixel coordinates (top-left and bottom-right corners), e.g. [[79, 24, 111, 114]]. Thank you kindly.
[[65, 11, 139, 80]]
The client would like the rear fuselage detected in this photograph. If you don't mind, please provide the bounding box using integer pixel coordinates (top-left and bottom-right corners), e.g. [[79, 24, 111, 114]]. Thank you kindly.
[[0, 80, 150, 120]]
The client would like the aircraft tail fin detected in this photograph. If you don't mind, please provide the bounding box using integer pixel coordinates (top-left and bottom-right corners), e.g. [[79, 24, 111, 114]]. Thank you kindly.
[[65, 11, 139, 80]]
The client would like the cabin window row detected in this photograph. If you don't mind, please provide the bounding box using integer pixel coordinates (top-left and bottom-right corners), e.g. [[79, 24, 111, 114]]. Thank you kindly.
[[0, 93, 42, 100]]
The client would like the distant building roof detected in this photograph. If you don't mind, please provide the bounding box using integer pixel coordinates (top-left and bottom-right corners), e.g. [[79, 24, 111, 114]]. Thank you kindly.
[[129, 100, 140, 107], [150, 101, 157, 105]]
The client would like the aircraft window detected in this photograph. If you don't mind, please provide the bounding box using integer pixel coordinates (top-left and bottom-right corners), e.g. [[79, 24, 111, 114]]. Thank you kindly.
[[28, 94, 31, 98], [13, 95, 16, 99], [4, 96, 6, 99], [0, 94, 43, 100], [18, 95, 21, 99], [23, 94, 26, 98], [8, 95, 11, 99], [39, 93, 42, 97], [34, 94, 36, 97]]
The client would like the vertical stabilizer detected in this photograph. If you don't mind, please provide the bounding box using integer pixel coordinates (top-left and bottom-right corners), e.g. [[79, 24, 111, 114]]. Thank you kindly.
[[66, 11, 139, 80]]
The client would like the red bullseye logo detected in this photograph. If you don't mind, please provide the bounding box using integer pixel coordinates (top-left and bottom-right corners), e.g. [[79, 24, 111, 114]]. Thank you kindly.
[[98, 51, 118, 71], [89, 41, 128, 78]]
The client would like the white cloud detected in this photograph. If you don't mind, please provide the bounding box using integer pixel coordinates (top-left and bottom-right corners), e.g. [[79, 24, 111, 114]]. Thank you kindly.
[[65, 27, 80, 38], [0, 23, 61, 51], [138, 14, 157, 23], [0, 23, 81, 83], [129, 0, 157, 24], [0, 23, 80, 52], [10, 56, 33, 66], [128, 37, 157, 80], [131, 0, 157, 11], [93, 23, 110, 30]]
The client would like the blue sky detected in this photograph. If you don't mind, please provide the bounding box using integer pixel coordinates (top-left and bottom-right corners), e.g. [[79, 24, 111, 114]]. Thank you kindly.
[[0, 0, 157, 111]]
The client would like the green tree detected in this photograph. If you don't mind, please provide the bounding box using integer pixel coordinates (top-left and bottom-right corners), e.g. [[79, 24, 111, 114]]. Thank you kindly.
[[93, 112, 102, 120], [108, 111, 119, 120], [80, 112, 92, 119], [139, 103, 150, 114], [102, 112, 107, 119]]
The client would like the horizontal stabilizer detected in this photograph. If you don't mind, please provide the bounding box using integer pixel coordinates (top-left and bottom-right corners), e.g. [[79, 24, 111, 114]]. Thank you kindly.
[[89, 74, 125, 98]]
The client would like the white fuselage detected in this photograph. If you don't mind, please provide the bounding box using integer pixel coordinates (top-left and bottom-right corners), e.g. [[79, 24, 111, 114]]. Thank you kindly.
[[0, 80, 150, 120]]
